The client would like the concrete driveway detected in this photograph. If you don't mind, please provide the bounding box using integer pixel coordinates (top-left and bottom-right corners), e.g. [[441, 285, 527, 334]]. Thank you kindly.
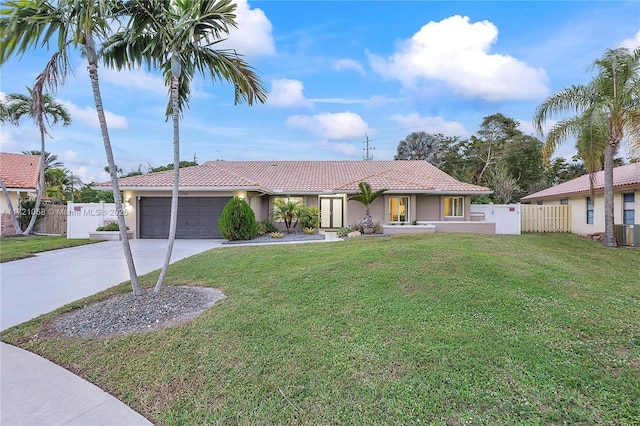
[[0, 239, 224, 331]]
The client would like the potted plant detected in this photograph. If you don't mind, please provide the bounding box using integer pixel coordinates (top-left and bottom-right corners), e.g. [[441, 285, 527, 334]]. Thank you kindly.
[[348, 182, 388, 234]]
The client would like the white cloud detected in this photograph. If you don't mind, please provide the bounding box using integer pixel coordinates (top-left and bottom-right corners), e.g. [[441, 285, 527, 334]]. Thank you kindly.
[[59, 150, 78, 163], [61, 100, 128, 130], [332, 58, 366, 76], [517, 118, 557, 138], [99, 67, 166, 95], [390, 113, 469, 137], [218, 0, 275, 58], [0, 127, 21, 152], [267, 79, 313, 108], [620, 29, 640, 50], [369, 15, 549, 101], [317, 140, 360, 156], [286, 112, 370, 140]]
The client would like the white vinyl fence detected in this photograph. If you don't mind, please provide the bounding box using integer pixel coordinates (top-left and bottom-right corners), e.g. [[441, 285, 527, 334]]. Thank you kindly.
[[470, 203, 521, 235], [67, 202, 118, 239]]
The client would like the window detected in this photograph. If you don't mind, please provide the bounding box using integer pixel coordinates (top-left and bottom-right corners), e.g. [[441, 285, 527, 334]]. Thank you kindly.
[[388, 196, 409, 222], [560, 198, 569, 205], [586, 197, 594, 225], [272, 196, 303, 217], [444, 197, 464, 217], [623, 193, 635, 225], [536, 201, 543, 206]]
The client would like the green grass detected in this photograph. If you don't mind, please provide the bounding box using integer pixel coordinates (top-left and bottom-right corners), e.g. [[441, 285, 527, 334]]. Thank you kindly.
[[0, 235, 102, 263], [2, 233, 639, 425]]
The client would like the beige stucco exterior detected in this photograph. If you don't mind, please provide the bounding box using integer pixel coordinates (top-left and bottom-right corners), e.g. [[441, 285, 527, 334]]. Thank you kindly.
[[533, 189, 639, 235], [122, 189, 487, 238]]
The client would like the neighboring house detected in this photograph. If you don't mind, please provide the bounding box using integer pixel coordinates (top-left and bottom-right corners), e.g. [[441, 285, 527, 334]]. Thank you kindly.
[[0, 152, 41, 236], [96, 160, 492, 239], [521, 162, 640, 235]]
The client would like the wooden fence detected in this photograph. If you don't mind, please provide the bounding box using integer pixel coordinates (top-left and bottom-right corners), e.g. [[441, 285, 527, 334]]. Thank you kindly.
[[35, 204, 67, 235], [521, 204, 571, 233]]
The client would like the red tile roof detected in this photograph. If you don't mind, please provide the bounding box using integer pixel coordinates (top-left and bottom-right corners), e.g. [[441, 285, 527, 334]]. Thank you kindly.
[[0, 152, 40, 190], [521, 162, 640, 201], [98, 160, 490, 194]]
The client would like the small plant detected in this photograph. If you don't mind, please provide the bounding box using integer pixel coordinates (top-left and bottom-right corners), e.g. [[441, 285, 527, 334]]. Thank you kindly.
[[412, 220, 418, 225], [298, 206, 320, 230], [336, 227, 349, 238], [96, 222, 128, 231], [270, 232, 284, 238], [219, 197, 258, 241], [257, 219, 278, 236], [303, 227, 316, 235]]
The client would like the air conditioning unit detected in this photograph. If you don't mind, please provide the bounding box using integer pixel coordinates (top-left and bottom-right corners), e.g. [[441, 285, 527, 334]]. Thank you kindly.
[[614, 224, 640, 247]]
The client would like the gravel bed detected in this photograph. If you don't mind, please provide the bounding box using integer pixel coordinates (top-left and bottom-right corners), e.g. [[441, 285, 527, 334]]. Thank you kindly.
[[41, 286, 225, 339], [222, 231, 325, 244]]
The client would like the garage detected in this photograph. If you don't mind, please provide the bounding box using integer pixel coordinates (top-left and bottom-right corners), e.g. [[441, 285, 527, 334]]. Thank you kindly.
[[139, 197, 231, 239]]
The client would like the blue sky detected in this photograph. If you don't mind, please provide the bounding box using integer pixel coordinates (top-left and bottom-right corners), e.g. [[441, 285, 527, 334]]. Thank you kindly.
[[1, 0, 639, 185]]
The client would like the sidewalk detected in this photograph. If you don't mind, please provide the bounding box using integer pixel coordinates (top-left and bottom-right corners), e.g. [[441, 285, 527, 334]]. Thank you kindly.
[[0, 235, 341, 425], [1, 342, 153, 425], [1, 239, 223, 426]]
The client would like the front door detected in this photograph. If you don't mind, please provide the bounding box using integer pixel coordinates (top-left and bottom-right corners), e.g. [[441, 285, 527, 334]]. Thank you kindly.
[[320, 197, 343, 229]]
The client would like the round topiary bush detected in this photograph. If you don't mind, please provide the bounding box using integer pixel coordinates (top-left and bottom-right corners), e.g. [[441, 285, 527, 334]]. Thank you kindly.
[[218, 197, 258, 241]]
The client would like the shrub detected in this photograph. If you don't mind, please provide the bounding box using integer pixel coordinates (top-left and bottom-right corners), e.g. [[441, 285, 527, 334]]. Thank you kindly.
[[18, 200, 45, 231], [303, 227, 316, 235], [96, 222, 128, 231], [257, 218, 278, 236], [298, 206, 319, 230], [218, 197, 258, 241], [270, 232, 284, 238]]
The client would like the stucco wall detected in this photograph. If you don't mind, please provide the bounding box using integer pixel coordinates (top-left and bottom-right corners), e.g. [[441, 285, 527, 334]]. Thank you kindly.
[[545, 188, 639, 235], [415, 195, 441, 221]]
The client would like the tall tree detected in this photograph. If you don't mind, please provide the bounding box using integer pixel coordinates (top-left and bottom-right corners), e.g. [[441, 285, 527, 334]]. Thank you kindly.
[[2, 90, 70, 235], [1, 0, 143, 294], [394, 131, 446, 165], [104, 0, 267, 293], [467, 113, 520, 186], [534, 47, 640, 247]]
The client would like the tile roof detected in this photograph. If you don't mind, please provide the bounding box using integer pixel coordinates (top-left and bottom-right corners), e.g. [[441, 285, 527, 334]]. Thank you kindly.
[[0, 152, 40, 190], [98, 160, 490, 194], [521, 162, 640, 201]]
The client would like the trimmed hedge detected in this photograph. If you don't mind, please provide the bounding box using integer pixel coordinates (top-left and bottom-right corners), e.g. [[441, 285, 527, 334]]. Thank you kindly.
[[218, 197, 258, 241]]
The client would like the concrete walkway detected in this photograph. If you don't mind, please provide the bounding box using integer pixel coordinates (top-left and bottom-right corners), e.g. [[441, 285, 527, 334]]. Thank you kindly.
[[1, 239, 223, 426], [0, 235, 341, 425]]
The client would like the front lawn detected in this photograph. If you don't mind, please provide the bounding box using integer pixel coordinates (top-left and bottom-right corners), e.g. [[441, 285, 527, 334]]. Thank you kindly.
[[0, 235, 101, 263], [2, 233, 639, 425]]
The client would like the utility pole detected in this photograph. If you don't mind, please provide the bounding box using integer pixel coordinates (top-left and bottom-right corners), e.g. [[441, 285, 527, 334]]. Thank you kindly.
[[363, 133, 375, 161]]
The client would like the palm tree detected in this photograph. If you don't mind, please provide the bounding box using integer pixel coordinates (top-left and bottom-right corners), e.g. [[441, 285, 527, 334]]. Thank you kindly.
[[22, 150, 64, 170], [1, 0, 143, 295], [2, 90, 71, 235], [104, 0, 267, 293], [348, 182, 388, 231], [273, 198, 303, 233], [533, 47, 640, 247]]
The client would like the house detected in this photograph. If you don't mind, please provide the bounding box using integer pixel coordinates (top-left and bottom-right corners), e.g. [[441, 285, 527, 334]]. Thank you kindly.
[[96, 160, 493, 239], [521, 162, 640, 235], [0, 152, 40, 236]]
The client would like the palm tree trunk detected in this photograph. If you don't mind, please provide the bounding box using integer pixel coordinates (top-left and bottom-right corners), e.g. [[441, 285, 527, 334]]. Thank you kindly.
[[23, 126, 47, 235], [0, 177, 24, 235], [602, 140, 617, 247], [85, 35, 142, 296], [154, 73, 181, 294]]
